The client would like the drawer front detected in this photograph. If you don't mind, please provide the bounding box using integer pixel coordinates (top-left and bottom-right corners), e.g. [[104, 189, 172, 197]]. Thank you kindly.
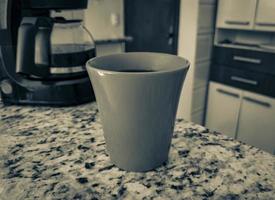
[[213, 47, 275, 75], [211, 65, 275, 97]]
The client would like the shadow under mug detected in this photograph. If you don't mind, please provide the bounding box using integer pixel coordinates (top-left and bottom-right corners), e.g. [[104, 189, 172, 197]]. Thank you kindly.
[[86, 52, 189, 172]]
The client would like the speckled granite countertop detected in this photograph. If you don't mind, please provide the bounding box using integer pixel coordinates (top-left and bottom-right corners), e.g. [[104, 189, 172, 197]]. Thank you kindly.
[[0, 102, 274, 200]]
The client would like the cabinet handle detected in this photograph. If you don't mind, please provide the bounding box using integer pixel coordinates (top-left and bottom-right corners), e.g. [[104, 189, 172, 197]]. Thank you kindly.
[[217, 88, 239, 98], [256, 22, 275, 27], [225, 20, 250, 25], [233, 56, 261, 64], [243, 96, 271, 108], [230, 76, 258, 86]]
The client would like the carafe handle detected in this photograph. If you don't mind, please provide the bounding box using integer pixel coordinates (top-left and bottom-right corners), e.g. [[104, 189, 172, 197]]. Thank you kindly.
[[16, 17, 52, 78]]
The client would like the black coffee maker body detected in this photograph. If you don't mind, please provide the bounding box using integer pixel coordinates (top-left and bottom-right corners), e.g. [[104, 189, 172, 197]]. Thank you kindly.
[[0, 0, 96, 105]]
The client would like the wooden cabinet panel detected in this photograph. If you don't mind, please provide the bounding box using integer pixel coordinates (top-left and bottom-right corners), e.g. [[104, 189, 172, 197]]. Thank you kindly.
[[206, 82, 242, 138], [213, 47, 275, 75], [216, 0, 257, 30], [196, 35, 213, 62], [194, 61, 210, 88], [255, 0, 275, 31], [198, 4, 216, 34], [192, 109, 204, 125], [237, 91, 275, 154], [192, 86, 207, 115]]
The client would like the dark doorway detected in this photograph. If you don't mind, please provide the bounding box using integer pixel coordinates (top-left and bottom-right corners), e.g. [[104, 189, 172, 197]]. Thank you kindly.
[[124, 0, 180, 54]]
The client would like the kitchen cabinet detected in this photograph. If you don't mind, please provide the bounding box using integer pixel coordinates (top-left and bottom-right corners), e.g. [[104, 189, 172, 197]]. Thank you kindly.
[[206, 82, 242, 138], [177, 0, 216, 124], [216, 0, 257, 30], [216, 0, 275, 32], [255, 0, 275, 31], [206, 82, 275, 154], [237, 91, 275, 154]]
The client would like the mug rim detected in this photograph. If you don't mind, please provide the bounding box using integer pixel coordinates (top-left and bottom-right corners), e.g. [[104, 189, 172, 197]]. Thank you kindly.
[[86, 52, 190, 75]]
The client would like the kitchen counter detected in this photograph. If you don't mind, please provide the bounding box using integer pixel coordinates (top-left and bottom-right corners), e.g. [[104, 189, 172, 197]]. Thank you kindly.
[[0, 102, 274, 199]]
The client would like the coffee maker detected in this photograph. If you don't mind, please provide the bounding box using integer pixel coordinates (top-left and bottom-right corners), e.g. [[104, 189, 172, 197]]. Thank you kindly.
[[0, 0, 96, 105]]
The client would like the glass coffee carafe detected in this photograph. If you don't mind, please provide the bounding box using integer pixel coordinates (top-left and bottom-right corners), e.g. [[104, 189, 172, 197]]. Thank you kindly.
[[16, 17, 96, 79], [50, 18, 96, 77]]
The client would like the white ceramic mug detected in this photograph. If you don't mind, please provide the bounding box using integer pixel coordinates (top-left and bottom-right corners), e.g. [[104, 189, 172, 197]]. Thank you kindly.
[[86, 52, 189, 172]]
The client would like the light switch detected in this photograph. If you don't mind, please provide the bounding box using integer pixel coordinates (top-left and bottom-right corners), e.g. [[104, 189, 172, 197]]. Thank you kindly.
[[110, 13, 120, 26]]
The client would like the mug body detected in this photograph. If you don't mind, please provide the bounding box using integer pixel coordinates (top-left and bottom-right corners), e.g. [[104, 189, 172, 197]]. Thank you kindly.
[[86, 52, 189, 172]]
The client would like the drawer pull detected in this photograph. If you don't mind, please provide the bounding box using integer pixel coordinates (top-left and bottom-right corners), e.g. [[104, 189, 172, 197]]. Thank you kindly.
[[225, 20, 250, 25], [243, 96, 271, 108], [231, 76, 258, 86], [217, 88, 239, 98], [233, 56, 261, 64], [256, 22, 275, 27]]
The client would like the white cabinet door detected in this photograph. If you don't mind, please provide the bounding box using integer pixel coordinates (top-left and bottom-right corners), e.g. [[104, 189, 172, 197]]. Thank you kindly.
[[237, 91, 275, 154], [255, 0, 275, 31], [206, 82, 242, 138], [216, 0, 257, 30]]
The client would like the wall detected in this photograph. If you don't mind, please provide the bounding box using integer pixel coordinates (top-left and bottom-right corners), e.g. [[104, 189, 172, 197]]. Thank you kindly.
[[84, 0, 125, 56], [84, 0, 124, 40]]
